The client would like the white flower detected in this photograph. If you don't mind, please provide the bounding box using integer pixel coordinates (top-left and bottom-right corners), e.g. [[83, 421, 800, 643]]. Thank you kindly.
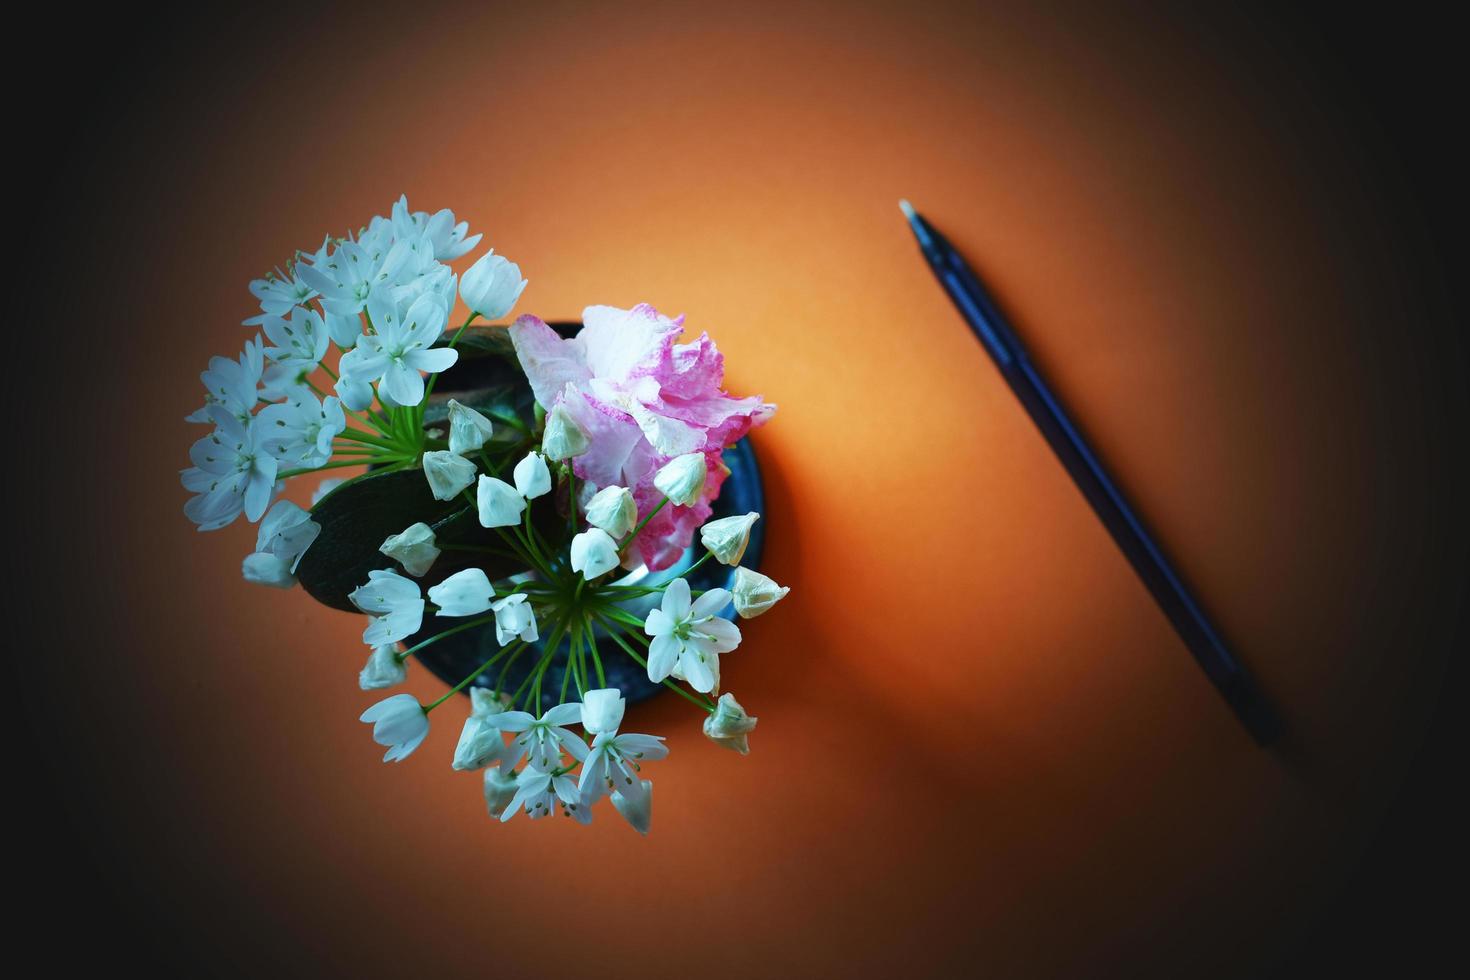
[[391, 195, 481, 261], [260, 305, 330, 381], [325, 310, 363, 349], [491, 593, 538, 645], [427, 568, 494, 617], [610, 777, 653, 835], [359, 644, 408, 690], [241, 500, 320, 587], [477, 475, 526, 528], [446, 399, 494, 455], [585, 486, 636, 538], [186, 338, 263, 425], [359, 693, 429, 762], [423, 450, 477, 501], [500, 766, 581, 822], [349, 569, 425, 646], [337, 291, 456, 407], [513, 452, 551, 499], [731, 566, 790, 618], [644, 578, 739, 693], [577, 688, 668, 809], [653, 453, 707, 506], [256, 390, 346, 470], [246, 262, 320, 320], [460, 251, 527, 320], [570, 528, 619, 580], [297, 234, 413, 318], [542, 401, 590, 461], [483, 768, 520, 819], [453, 689, 514, 771], [702, 692, 758, 754], [700, 512, 759, 566], [182, 407, 278, 529], [379, 522, 440, 577], [491, 702, 588, 772], [333, 358, 376, 412]]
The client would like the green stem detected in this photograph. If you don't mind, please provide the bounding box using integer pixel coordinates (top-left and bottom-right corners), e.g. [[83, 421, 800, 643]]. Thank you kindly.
[[425, 637, 527, 712], [621, 496, 669, 551], [395, 613, 499, 664], [585, 613, 607, 688]]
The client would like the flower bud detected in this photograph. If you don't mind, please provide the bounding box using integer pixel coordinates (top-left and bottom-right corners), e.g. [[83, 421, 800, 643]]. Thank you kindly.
[[359, 693, 429, 763], [610, 778, 653, 835], [453, 689, 512, 771], [359, 644, 407, 690], [427, 568, 495, 617], [446, 399, 494, 455], [570, 527, 620, 579], [731, 566, 790, 619], [543, 402, 590, 461], [513, 452, 551, 499], [459, 251, 528, 320], [700, 512, 759, 566], [491, 593, 539, 645], [379, 522, 440, 577], [477, 475, 526, 528], [242, 551, 294, 588], [702, 692, 758, 754], [581, 688, 627, 735], [483, 768, 519, 818], [585, 485, 636, 538], [423, 450, 477, 501], [653, 453, 707, 506]]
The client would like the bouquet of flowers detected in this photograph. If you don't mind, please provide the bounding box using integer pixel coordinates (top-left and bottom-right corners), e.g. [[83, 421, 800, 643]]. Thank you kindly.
[[181, 197, 788, 833]]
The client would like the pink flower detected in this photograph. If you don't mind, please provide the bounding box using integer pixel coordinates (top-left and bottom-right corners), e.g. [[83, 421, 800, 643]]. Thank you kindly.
[[509, 304, 774, 571]]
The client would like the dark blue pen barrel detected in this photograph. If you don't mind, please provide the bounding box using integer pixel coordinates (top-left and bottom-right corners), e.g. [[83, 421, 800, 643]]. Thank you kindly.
[[921, 221, 1280, 745]]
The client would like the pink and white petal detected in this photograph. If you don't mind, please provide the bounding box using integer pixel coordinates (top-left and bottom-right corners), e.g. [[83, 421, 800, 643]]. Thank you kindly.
[[508, 315, 590, 408], [579, 304, 681, 383]]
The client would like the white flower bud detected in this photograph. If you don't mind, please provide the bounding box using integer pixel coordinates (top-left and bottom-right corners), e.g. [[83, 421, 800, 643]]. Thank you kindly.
[[242, 551, 294, 588], [423, 450, 477, 501], [581, 688, 627, 735], [653, 453, 707, 506], [359, 644, 407, 690], [379, 522, 440, 577], [543, 402, 590, 460], [700, 512, 759, 566], [585, 485, 636, 538], [513, 452, 551, 499], [477, 475, 526, 528], [491, 593, 539, 645], [731, 566, 790, 619], [453, 689, 512, 771], [459, 251, 528, 320], [446, 399, 494, 455], [427, 568, 495, 617], [610, 778, 653, 835], [483, 768, 520, 818], [570, 527, 620, 580], [702, 692, 758, 754]]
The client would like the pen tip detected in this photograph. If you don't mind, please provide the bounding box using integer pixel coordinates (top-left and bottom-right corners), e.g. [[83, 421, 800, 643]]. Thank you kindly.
[[898, 199, 916, 220]]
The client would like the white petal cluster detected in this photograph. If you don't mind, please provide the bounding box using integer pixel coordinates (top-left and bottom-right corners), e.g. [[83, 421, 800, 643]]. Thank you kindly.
[[542, 401, 590, 461], [359, 644, 408, 690], [423, 450, 478, 501], [702, 692, 758, 754], [731, 566, 790, 618], [359, 693, 429, 762], [570, 528, 620, 580], [184, 195, 528, 533], [428, 568, 495, 617]]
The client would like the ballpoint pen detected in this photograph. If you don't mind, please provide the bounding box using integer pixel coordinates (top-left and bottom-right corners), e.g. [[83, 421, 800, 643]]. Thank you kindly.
[[901, 199, 1280, 744]]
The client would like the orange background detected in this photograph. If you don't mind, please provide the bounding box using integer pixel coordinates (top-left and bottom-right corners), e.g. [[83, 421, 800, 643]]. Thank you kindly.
[[28, 2, 1462, 976]]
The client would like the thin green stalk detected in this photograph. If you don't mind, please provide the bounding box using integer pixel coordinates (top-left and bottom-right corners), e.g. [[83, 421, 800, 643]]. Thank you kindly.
[[425, 638, 526, 712], [621, 496, 669, 551], [395, 613, 498, 663]]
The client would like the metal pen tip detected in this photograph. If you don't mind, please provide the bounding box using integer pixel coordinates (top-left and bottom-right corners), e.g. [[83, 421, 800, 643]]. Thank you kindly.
[[898, 199, 917, 221]]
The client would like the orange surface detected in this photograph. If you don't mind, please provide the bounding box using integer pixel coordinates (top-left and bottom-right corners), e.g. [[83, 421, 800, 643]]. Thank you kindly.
[[52, 2, 1458, 976]]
